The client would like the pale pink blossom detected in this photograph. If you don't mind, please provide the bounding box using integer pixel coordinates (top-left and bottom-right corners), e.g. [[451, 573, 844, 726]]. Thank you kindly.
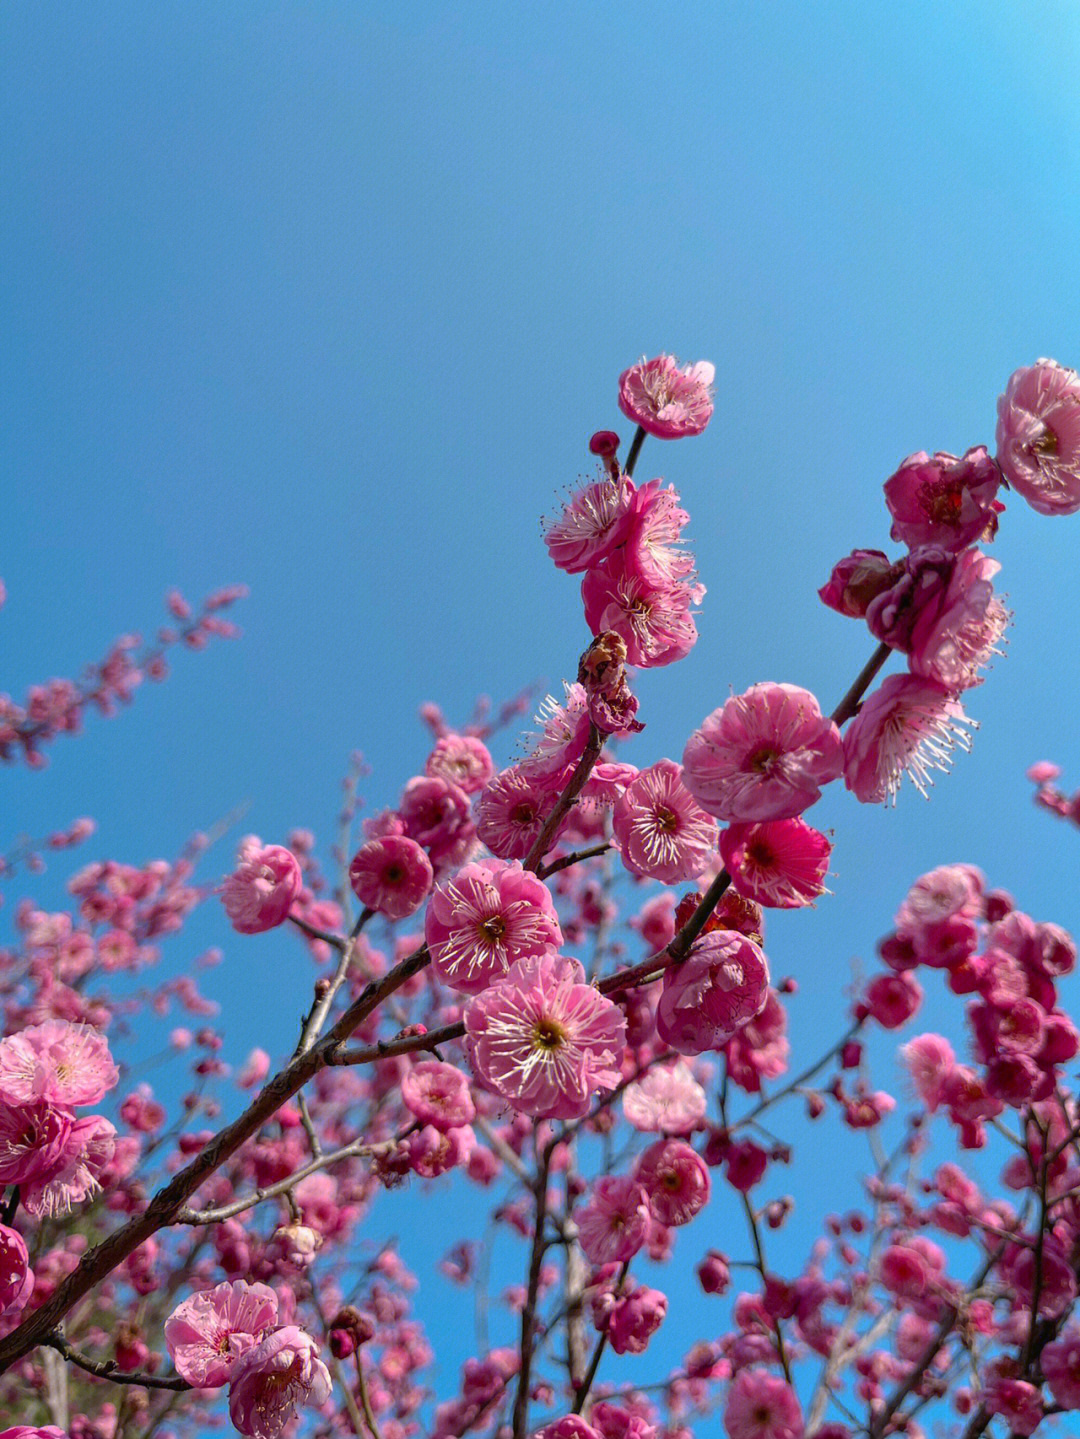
[[634, 1138, 710, 1225], [227, 1325, 332, 1438], [720, 818, 831, 909], [401, 1059, 476, 1131], [622, 1060, 706, 1134], [841, 674, 974, 804], [618, 354, 715, 440], [425, 858, 562, 994], [0, 1223, 32, 1315], [582, 556, 701, 669], [0, 1020, 118, 1108], [349, 835, 433, 920], [895, 864, 983, 943], [476, 765, 550, 860], [683, 684, 843, 822], [543, 476, 635, 573], [268, 1223, 321, 1271], [237, 1047, 272, 1089], [723, 1368, 804, 1439], [425, 733, 494, 794], [222, 845, 302, 934], [463, 954, 625, 1120], [612, 760, 718, 883], [883, 447, 1002, 550], [996, 358, 1080, 515], [656, 930, 770, 1055], [164, 1279, 280, 1388], [19, 1113, 117, 1219], [575, 1175, 651, 1264]]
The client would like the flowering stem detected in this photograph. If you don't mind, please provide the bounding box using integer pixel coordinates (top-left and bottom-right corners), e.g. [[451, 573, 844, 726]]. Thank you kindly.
[[830, 640, 892, 727], [572, 1259, 630, 1412], [511, 1142, 554, 1439], [623, 425, 647, 478], [524, 724, 605, 873], [41, 1332, 190, 1391], [538, 842, 611, 879], [355, 1351, 384, 1439]]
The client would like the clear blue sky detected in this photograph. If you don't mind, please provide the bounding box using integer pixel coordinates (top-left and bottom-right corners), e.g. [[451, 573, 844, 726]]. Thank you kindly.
[[4, 1, 1080, 1426]]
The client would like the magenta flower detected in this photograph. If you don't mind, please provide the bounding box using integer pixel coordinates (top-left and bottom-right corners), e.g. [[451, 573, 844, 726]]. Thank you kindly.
[[721, 818, 831, 909], [656, 930, 770, 1055], [1042, 1326, 1080, 1409], [575, 1175, 651, 1265], [20, 1113, 117, 1219], [723, 1368, 804, 1439], [399, 774, 476, 871], [476, 765, 550, 860], [0, 1020, 118, 1108], [0, 1100, 73, 1186], [0, 1224, 32, 1316], [543, 476, 635, 573], [0, 1430, 70, 1439], [227, 1325, 332, 1438], [164, 1279, 280, 1388], [606, 1284, 668, 1355], [622, 478, 694, 585], [582, 554, 701, 669], [883, 447, 1002, 550], [618, 354, 715, 440], [521, 684, 594, 788], [400, 1059, 476, 1132], [463, 953, 625, 1119], [425, 858, 562, 994], [634, 1138, 710, 1226], [612, 759, 718, 883], [222, 844, 302, 934], [908, 547, 1009, 692], [683, 683, 843, 822], [349, 835, 433, 920], [996, 358, 1080, 515], [425, 733, 494, 794], [819, 549, 899, 618], [622, 1060, 706, 1134], [842, 673, 974, 804]]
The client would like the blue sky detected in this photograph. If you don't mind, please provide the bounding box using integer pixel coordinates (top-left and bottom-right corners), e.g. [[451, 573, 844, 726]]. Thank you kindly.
[[4, 0, 1080, 1427]]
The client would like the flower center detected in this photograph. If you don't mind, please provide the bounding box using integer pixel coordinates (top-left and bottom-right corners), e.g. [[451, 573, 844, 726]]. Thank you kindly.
[[532, 1017, 567, 1051], [510, 802, 537, 826], [748, 745, 779, 774], [1033, 425, 1059, 456], [480, 915, 506, 941], [384, 863, 406, 885], [653, 804, 679, 834]]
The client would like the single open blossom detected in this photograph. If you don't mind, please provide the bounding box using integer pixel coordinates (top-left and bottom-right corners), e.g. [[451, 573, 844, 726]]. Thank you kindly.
[[618, 354, 715, 440], [521, 684, 594, 787], [720, 818, 831, 908], [222, 844, 302, 934], [1042, 1326, 1080, 1409], [622, 1060, 706, 1134], [582, 554, 701, 669], [401, 1059, 476, 1131], [425, 858, 562, 994], [724, 1368, 804, 1439], [842, 674, 974, 804], [607, 1284, 668, 1355], [165, 1280, 280, 1388], [612, 759, 718, 882], [463, 953, 625, 1119], [622, 478, 694, 585], [0, 1224, 32, 1315], [349, 834, 433, 920], [575, 1175, 651, 1264], [0, 1020, 118, 1108], [883, 447, 1003, 550], [425, 733, 494, 794], [908, 547, 1009, 692], [634, 1138, 711, 1225], [544, 476, 635, 573], [20, 1112, 117, 1218], [476, 765, 550, 860], [656, 930, 770, 1054], [0, 1100, 73, 1186], [399, 774, 476, 870], [228, 1325, 332, 1439], [683, 684, 843, 822], [996, 358, 1080, 515]]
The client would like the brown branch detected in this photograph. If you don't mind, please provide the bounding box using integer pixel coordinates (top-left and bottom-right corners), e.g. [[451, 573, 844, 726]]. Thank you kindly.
[[524, 724, 604, 873], [42, 1332, 190, 1392], [511, 1142, 554, 1439]]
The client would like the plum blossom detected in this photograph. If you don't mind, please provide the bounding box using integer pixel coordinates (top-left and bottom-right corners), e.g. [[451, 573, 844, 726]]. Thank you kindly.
[[0, 1224, 32, 1315], [883, 447, 1002, 550], [996, 358, 1080, 515], [476, 765, 550, 860], [227, 1325, 332, 1439], [20, 1112, 117, 1218], [622, 1060, 706, 1134], [521, 684, 594, 787], [819, 549, 899, 618], [582, 554, 701, 669], [634, 1138, 710, 1226], [607, 1285, 668, 1354], [544, 476, 635, 574], [222, 844, 302, 934], [720, 818, 831, 909], [723, 1368, 804, 1439], [575, 1175, 651, 1264], [464, 954, 625, 1119], [656, 930, 770, 1054], [618, 354, 715, 440], [401, 1059, 476, 1131], [0, 1020, 118, 1108], [683, 684, 843, 822], [842, 674, 974, 804], [348, 834, 433, 920], [165, 1279, 280, 1387], [425, 733, 494, 793], [425, 858, 562, 994], [612, 759, 718, 882]]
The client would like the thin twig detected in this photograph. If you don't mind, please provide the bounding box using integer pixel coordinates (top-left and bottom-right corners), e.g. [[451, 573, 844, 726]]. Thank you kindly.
[[42, 1332, 190, 1391]]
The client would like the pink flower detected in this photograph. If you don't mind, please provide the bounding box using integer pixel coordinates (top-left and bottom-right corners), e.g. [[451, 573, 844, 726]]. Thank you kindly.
[[622, 1060, 706, 1134], [237, 1047, 272, 1089], [543, 476, 635, 573], [819, 549, 899, 618], [20, 1113, 117, 1218], [399, 775, 476, 871], [425, 858, 562, 995], [400, 1059, 476, 1131], [607, 1285, 668, 1354], [165, 1279, 280, 1388], [0, 1020, 118, 1108], [983, 1378, 1042, 1436], [1042, 1326, 1080, 1408], [521, 684, 594, 788], [883, 447, 1002, 550], [618, 354, 715, 440], [222, 845, 302, 934], [656, 930, 770, 1055], [0, 1223, 32, 1316], [575, 1175, 651, 1264], [349, 835, 433, 920], [476, 765, 550, 860], [425, 733, 494, 794], [612, 760, 718, 883], [996, 359, 1080, 515], [723, 1368, 804, 1439], [906, 549, 1008, 692], [464, 953, 625, 1120], [0, 1430, 70, 1439], [634, 1138, 710, 1225], [683, 684, 843, 822], [539, 1420, 602, 1439], [582, 554, 701, 669], [228, 1325, 332, 1438], [895, 864, 983, 944], [720, 818, 831, 909], [0, 1100, 73, 1186], [841, 674, 974, 804], [862, 972, 922, 1029], [623, 478, 694, 585]]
